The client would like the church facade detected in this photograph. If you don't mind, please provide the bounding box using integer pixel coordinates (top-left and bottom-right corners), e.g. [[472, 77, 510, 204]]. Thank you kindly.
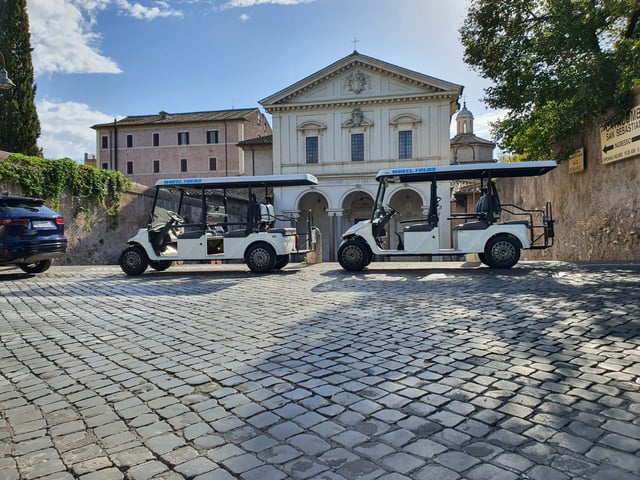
[[260, 52, 463, 260]]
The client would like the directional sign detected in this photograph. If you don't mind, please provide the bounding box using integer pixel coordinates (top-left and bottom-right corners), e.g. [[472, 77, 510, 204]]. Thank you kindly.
[[600, 103, 640, 164]]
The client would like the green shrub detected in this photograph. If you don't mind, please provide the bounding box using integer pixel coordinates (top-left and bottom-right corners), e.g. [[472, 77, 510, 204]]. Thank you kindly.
[[0, 154, 131, 229]]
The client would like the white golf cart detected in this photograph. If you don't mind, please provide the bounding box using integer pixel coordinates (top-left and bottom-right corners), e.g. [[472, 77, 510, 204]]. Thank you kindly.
[[119, 174, 319, 275], [338, 160, 557, 270]]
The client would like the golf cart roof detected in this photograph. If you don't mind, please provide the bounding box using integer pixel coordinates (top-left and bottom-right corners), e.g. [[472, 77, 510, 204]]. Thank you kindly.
[[155, 173, 318, 189], [376, 160, 557, 183]]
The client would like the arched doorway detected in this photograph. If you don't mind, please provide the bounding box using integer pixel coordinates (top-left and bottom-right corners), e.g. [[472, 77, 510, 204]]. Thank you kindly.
[[342, 191, 374, 229], [388, 189, 425, 250], [298, 192, 330, 261]]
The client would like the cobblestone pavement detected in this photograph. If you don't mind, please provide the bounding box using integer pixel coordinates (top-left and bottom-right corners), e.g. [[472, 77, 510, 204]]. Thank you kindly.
[[1, 261, 639, 480]]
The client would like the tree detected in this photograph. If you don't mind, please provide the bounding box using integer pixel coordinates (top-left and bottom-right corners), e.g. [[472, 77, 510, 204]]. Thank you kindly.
[[460, 0, 640, 160], [0, 0, 41, 156]]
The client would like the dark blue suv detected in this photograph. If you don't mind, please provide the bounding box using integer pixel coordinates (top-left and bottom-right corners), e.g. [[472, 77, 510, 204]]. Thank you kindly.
[[0, 194, 67, 273]]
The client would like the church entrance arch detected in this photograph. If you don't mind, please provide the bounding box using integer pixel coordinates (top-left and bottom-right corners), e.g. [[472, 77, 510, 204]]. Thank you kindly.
[[298, 192, 330, 261], [341, 191, 374, 228]]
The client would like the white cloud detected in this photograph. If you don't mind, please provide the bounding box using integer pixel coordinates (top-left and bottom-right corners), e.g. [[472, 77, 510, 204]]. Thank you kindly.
[[28, 0, 121, 75], [27, 0, 183, 75], [37, 99, 117, 162], [223, 0, 315, 7], [240, 13, 250, 21], [114, 0, 183, 20]]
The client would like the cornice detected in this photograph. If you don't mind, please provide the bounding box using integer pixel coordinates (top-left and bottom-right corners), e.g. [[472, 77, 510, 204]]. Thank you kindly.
[[265, 92, 459, 113]]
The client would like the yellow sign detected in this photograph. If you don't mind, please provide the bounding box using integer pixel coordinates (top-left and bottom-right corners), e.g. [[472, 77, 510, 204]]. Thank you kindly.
[[568, 148, 584, 173], [600, 103, 640, 164]]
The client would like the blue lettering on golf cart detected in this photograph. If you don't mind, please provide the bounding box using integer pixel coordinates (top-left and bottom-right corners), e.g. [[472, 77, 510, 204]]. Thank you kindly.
[[159, 178, 204, 185], [388, 167, 436, 175]]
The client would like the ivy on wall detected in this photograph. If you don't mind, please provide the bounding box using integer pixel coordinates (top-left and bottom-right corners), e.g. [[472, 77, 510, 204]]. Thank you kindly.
[[0, 154, 131, 228]]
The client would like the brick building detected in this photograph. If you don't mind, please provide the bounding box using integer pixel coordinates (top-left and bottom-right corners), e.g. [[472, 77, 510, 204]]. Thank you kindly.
[[91, 109, 272, 186]]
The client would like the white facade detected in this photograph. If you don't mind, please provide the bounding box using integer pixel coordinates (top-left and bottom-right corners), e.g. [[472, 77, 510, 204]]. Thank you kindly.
[[261, 52, 463, 260]]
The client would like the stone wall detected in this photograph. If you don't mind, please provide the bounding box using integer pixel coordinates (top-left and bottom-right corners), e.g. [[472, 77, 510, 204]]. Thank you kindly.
[[499, 123, 640, 261]]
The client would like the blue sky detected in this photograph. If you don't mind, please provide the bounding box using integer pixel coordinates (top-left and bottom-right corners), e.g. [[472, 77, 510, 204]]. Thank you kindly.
[[26, 0, 501, 162]]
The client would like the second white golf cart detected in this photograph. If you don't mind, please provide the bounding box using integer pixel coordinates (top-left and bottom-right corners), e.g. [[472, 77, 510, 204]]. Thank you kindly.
[[119, 174, 319, 275], [338, 160, 557, 270]]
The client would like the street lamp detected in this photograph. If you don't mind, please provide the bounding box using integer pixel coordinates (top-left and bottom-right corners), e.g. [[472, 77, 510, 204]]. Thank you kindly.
[[0, 52, 15, 90]]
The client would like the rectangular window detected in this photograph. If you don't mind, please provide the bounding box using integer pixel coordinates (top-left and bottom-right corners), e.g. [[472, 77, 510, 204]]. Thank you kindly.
[[126, 161, 133, 174], [207, 130, 219, 144], [351, 133, 364, 162], [305, 136, 318, 164], [126, 134, 133, 148], [153, 133, 160, 147], [178, 132, 189, 145], [209, 157, 217, 171], [153, 160, 160, 173], [101, 136, 108, 149], [399, 130, 413, 159], [180, 158, 188, 172], [101, 163, 108, 170]]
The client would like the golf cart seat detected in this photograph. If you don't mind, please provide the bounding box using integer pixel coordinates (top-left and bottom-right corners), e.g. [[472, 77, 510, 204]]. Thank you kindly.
[[259, 204, 276, 229]]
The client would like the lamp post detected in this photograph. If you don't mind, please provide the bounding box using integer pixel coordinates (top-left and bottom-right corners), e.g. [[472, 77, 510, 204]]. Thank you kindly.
[[0, 52, 15, 90]]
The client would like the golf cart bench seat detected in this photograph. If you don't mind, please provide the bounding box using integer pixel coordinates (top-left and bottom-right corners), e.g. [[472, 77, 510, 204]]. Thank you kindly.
[[454, 219, 529, 231], [223, 227, 296, 238], [454, 221, 489, 231], [403, 223, 436, 232], [177, 230, 204, 240]]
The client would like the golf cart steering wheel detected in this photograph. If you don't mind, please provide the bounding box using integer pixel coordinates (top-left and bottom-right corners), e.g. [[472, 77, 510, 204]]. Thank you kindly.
[[167, 211, 184, 224]]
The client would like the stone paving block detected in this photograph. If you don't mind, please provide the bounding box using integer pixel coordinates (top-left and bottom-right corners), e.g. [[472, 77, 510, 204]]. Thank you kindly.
[[414, 463, 460, 480], [434, 450, 481, 472], [288, 433, 331, 456], [381, 452, 425, 474], [241, 464, 288, 480], [585, 445, 640, 474], [334, 458, 382, 480], [527, 464, 569, 480], [127, 460, 168, 480]]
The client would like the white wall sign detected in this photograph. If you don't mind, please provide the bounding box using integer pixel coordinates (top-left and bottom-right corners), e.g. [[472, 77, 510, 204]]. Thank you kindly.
[[600, 103, 640, 164]]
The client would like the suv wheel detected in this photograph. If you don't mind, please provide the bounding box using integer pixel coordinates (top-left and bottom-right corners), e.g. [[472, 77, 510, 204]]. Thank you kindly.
[[119, 246, 149, 275], [19, 260, 52, 274]]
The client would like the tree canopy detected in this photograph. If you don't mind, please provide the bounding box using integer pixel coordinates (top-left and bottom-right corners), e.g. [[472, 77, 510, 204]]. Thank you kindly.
[[0, 0, 41, 156], [460, 0, 640, 160]]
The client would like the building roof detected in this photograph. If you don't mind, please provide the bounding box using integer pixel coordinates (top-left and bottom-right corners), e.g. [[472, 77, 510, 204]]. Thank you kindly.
[[236, 135, 273, 147], [91, 108, 259, 129], [450, 133, 496, 147]]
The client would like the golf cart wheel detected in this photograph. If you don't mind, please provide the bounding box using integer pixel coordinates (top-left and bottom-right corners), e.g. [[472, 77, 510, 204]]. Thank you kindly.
[[119, 245, 149, 275], [19, 260, 52, 274], [338, 239, 370, 271], [274, 255, 289, 270], [484, 235, 520, 269], [246, 243, 277, 273], [149, 260, 172, 272]]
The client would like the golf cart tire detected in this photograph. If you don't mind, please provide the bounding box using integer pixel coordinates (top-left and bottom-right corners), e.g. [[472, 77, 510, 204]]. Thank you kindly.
[[274, 255, 289, 270], [246, 242, 277, 273], [149, 260, 172, 272], [338, 239, 371, 271], [119, 245, 149, 276], [484, 235, 521, 269]]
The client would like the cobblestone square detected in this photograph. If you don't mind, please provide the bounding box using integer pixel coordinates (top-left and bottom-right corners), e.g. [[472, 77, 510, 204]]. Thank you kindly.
[[1, 261, 639, 479]]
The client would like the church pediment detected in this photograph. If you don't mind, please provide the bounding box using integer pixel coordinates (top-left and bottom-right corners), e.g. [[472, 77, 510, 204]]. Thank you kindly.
[[260, 52, 462, 110]]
